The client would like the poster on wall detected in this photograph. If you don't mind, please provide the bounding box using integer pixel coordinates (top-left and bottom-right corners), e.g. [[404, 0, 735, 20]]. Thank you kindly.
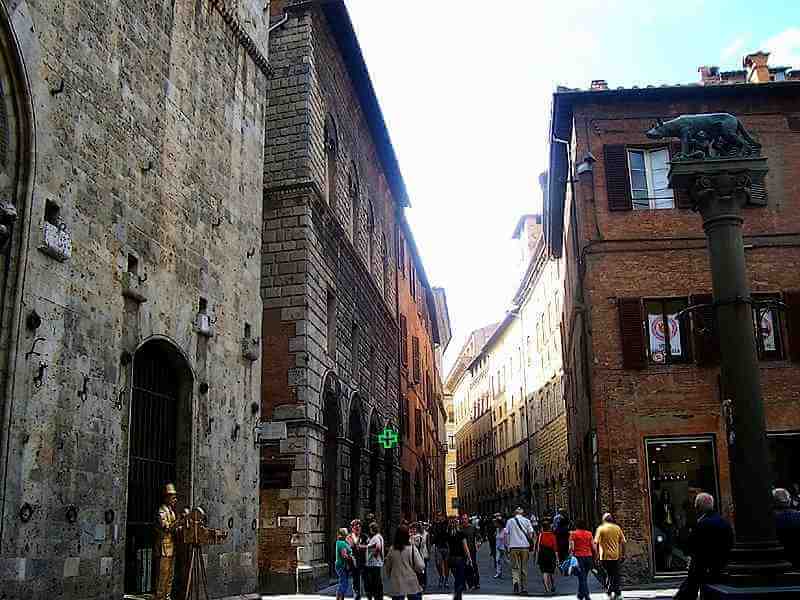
[[648, 313, 681, 361]]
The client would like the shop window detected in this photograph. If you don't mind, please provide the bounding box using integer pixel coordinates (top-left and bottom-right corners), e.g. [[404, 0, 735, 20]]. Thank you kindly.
[[646, 437, 719, 574]]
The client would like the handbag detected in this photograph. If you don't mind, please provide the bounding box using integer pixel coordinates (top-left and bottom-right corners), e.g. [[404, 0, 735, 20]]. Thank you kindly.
[[559, 555, 579, 576]]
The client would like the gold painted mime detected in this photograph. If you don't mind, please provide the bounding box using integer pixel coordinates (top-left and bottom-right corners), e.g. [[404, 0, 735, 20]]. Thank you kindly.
[[154, 483, 181, 600]]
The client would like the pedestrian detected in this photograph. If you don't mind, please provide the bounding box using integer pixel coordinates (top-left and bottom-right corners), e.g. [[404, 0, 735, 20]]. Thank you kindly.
[[420, 521, 431, 587], [486, 515, 498, 572], [385, 524, 425, 600], [674, 493, 733, 600], [431, 511, 451, 589], [336, 528, 355, 600], [773, 487, 800, 568], [594, 513, 627, 600], [446, 517, 473, 600], [365, 522, 385, 600], [493, 515, 508, 579], [506, 506, 534, 595], [347, 519, 368, 600], [535, 516, 558, 594], [791, 483, 800, 510], [569, 520, 595, 600], [461, 513, 480, 590], [410, 522, 429, 590], [553, 507, 572, 563]]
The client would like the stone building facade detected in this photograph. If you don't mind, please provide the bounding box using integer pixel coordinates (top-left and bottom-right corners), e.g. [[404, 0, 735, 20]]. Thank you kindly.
[[547, 52, 800, 582], [259, 1, 444, 593], [449, 324, 495, 516], [0, 1, 269, 598]]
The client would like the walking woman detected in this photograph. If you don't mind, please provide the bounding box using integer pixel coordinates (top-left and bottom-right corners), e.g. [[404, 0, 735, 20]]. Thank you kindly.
[[385, 524, 425, 600], [336, 528, 354, 600], [493, 515, 508, 579], [569, 520, 596, 600], [365, 522, 385, 600], [535, 516, 558, 594], [447, 517, 473, 600]]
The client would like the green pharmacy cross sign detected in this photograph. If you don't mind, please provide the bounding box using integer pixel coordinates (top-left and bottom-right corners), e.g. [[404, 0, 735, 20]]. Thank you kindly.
[[378, 427, 399, 449]]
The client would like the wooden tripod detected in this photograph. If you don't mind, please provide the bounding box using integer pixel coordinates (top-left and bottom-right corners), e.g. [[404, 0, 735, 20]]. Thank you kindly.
[[183, 542, 210, 600]]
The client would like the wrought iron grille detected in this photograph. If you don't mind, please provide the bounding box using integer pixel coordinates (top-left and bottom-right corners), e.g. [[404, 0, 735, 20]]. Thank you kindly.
[[124, 346, 179, 594]]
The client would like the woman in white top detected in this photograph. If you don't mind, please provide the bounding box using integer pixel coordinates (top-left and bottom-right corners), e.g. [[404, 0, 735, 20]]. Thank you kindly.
[[365, 522, 385, 600], [385, 524, 425, 600], [493, 516, 509, 578]]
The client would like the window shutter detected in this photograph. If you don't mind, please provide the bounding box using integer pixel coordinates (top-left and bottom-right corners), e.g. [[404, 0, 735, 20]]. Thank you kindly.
[[748, 173, 768, 207], [784, 290, 800, 362], [690, 293, 720, 366], [604, 145, 632, 211], [618, 297, 645, 369], [400, 315, 408, 366], [669, 141, 693, 209]]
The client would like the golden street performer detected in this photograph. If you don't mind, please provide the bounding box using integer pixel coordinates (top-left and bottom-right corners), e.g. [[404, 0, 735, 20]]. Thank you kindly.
[[154, 483, 181, 600]]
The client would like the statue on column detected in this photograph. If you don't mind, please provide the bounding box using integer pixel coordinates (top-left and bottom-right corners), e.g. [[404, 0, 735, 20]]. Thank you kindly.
[[154, 482, 181, 600]]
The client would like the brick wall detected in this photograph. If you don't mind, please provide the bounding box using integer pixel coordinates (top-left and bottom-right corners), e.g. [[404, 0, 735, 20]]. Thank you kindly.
[[561, 87, 800, 582]]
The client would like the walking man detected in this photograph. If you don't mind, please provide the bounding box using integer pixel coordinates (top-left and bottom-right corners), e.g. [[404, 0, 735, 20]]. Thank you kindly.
[[432, 511, 450, 589], [506, 507, 534, 595], [594, 513, 627, 600], [674, 493, 733, 600], [347, 519, 368, 600]]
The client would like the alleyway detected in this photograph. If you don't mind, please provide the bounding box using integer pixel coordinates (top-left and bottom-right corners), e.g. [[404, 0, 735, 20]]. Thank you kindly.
[[318, 544, 679, 599]]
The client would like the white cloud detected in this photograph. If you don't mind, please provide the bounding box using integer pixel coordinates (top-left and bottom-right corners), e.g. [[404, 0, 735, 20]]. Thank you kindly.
[[721, 36, 746, 61], [762, 27, 800, 68]]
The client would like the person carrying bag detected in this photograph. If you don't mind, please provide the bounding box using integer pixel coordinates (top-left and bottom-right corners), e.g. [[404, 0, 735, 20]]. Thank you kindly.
[[506, 507, 535, 595]]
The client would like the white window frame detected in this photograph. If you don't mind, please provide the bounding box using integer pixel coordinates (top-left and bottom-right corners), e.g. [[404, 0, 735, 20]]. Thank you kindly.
[[627, 147, 674, 210]]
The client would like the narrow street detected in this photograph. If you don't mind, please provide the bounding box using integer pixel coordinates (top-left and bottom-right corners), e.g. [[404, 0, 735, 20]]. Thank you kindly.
[[318, 544, 679, 599]]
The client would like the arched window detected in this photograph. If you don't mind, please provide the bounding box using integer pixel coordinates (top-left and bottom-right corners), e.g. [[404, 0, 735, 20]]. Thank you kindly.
[[349, 164, 360, 246], [367, 201, 375, 275], [382, 232, 389, 296], [324, 116, 338, 208]]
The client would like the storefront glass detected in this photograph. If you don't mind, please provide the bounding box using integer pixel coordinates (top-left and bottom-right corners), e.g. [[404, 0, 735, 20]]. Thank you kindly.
[[768, 432, 800, 495], [646, 437, 719, 574]]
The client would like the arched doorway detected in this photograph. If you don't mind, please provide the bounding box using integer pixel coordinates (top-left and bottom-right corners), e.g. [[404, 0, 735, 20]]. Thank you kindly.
[[349, 396, 364, 519], [322, 379, 341, 572], [125, 339, 193, 594]]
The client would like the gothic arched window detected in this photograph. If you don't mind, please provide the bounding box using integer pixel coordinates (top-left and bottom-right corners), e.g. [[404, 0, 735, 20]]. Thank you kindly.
[[324, 116, 338, 209]]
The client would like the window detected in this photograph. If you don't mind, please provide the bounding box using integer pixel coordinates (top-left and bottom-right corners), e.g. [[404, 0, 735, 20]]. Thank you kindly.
[[448, 433, 455, 450], [448, 409, 454, 424], [415, 408, 422, 447], [644, 298, 691, 364], [412, 336, 421, 382], [400, 315, 408, 367], [326, 289, 337, 357], [398, 235, 405, 277], [350, 167, 360, 244], [402, 393, 409, 438], [752, 294, 784, 361], [367, 202, 375, 274], [351, 321, 361, 381], [448, 465, 456, 486], [324, 117, 338, 207], [627, 147, 674, 209], [368, 345, 376, 396]]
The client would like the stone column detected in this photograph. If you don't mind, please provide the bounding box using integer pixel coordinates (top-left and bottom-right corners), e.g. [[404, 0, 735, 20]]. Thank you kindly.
[[670, 156, 789, 577]]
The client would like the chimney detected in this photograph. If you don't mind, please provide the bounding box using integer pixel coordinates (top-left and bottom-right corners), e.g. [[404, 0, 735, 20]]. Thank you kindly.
[[698, 65, 720, 85], [590, 79, 608, 91], [744, 51, 770, 83]]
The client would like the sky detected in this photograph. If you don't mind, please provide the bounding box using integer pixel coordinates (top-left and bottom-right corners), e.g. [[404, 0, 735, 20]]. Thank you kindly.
[[344, 1, 800, 372]]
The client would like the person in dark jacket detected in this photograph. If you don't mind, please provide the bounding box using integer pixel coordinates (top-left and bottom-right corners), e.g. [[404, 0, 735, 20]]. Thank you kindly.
[[773, 487, 800, 568], [461, 514, 480, 590], [675, 493, 733, 600]]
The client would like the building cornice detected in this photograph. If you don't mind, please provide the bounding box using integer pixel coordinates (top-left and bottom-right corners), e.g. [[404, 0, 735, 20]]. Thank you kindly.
[[211, 0, 270, 76]]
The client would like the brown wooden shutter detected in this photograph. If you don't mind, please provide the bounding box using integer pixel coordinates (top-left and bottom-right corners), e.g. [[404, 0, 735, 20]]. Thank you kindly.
[[690, 293, 720, 366], [784, 290, 800, 362], [604, 145, 633, 211], [618, 297, 646, 369], [400, 315, 408, 366], [669, 141, 693, 209], [749, 173, 768, 206]]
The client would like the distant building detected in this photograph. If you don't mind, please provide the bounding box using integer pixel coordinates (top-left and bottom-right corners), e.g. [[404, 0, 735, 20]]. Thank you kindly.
[[547, 51, 800, 582]]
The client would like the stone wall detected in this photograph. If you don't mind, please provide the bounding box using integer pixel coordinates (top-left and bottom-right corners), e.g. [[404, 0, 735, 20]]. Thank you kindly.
[[0, 1, 268, 598], [260, 2, 401, 592]]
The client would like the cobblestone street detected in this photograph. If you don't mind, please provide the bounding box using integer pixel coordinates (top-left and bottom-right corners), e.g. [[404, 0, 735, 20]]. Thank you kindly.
[[317, 544, 679, 599]]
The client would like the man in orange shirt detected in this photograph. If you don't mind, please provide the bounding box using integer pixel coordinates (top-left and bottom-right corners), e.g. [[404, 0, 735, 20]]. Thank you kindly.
[[594, 513, 627, 600]]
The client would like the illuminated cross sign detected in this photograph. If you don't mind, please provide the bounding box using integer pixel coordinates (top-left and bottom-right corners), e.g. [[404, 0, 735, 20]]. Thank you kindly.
[[378, 427, 399, 449]]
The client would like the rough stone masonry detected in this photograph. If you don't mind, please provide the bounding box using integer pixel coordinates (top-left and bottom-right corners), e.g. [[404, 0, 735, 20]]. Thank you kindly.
[[0, 1, 269, 598]]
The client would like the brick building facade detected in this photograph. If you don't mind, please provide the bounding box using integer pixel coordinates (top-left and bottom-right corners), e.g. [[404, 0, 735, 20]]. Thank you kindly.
[[0, 1, 269, 598], [259, 1, 446, 592], [547, 52, 800, 582]]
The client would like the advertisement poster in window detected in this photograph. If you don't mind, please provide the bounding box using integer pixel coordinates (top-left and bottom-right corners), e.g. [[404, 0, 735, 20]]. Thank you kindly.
[[648, 313, 682, 362], [760, 310, 776, 352]]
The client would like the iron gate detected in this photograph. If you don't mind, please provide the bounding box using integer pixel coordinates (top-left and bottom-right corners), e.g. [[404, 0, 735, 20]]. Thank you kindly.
[[124, 345, 179, 594]]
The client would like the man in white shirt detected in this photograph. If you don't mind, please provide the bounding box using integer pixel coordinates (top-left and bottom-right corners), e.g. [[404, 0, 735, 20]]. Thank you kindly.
[[506, 507, 534, 594]]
